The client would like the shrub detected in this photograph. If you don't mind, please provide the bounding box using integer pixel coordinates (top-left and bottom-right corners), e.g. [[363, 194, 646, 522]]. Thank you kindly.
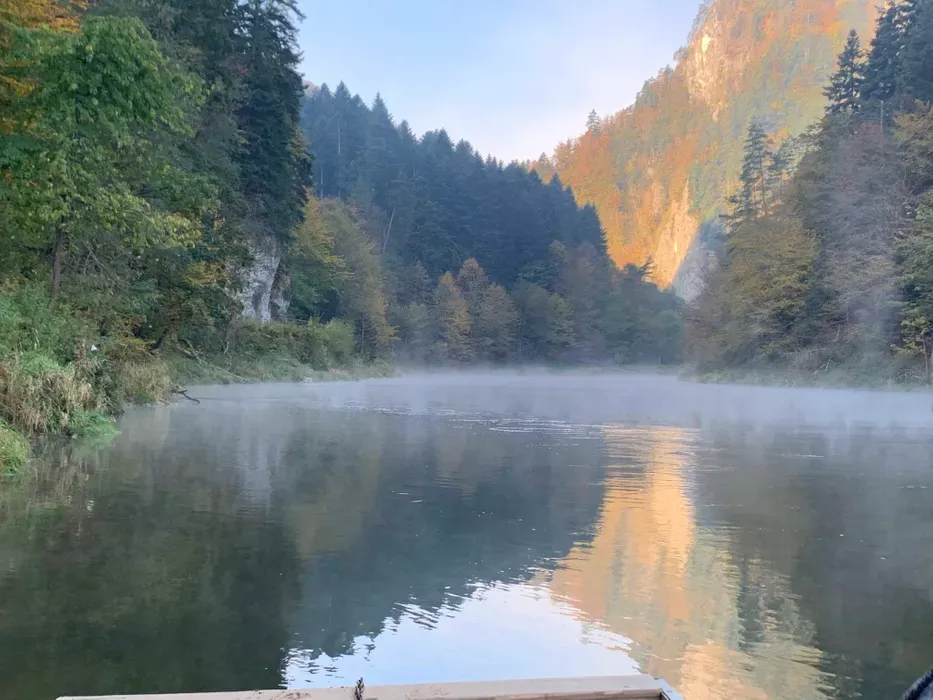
[[0, 419, 29, 475], [226, 318, 357, 370], [0, 285, 97, 363], [68, 411, 119, 440], [94, 338, 172, 407]]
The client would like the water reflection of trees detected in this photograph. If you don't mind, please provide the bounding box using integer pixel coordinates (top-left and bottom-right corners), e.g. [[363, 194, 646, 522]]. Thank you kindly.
[[548, 425, 829, 700], [548, 422, 933, 700], [0, 406, 302, 699], [277, 410, 608, 662], [0, 402, 610, 698], [695, 423, 933, 699], [3, 391, 929, 700]]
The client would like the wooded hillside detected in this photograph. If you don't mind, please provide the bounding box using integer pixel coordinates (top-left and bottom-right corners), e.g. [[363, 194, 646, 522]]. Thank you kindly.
[[535, 0, 877, 295]]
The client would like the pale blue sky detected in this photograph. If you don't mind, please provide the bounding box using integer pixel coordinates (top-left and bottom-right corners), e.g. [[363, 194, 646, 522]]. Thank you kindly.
[[296, 1, 701, 162]]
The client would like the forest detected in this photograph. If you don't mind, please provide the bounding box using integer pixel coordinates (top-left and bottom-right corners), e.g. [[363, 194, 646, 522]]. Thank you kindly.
[[297, 84, 682, 365], [0, 0, 680, 469], [687, 0, 933, 383]]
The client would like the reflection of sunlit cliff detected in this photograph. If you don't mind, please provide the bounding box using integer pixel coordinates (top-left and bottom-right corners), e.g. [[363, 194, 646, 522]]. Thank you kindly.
[[547, 425, 827, 700]]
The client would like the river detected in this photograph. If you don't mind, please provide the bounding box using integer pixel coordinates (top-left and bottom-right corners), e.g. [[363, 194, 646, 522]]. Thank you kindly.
[[0, 373, 931, 700]]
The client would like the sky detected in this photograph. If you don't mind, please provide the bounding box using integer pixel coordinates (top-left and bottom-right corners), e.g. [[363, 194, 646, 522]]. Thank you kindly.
[[296, 0, 702, 163]]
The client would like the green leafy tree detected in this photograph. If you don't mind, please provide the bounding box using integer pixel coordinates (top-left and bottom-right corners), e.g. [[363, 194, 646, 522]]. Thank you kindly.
[[546, 294, 576, 354], [0, 0, 84, 132], [895, 104, 933, 377], [287, 200, 345, 323], [513, 283, 574, 361], [456, 257, 488, 311], [0, 16, 205, 299], [324, 201, 395, 358]]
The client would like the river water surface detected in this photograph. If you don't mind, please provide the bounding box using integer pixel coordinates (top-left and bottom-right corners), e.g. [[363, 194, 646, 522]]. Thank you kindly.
[[1, 373, 932, 700]]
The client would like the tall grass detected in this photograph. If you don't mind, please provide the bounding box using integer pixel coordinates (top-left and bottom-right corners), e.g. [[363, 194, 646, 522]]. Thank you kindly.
[[0, 354, 100, 436]]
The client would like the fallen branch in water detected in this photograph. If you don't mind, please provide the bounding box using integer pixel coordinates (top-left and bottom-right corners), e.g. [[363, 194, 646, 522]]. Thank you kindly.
[[171, 389, 201, 404]]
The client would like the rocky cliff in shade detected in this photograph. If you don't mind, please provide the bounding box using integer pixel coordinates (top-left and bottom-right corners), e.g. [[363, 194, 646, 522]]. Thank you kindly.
[[537, 0, 877, 297], [238, 231, 291, 322]]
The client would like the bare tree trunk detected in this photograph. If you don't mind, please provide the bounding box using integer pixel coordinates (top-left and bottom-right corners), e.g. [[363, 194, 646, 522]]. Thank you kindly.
[[382, 207, 395, 253]]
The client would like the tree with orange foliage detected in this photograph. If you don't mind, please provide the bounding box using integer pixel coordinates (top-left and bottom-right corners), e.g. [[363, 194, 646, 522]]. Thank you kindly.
[[1, 0, 85, 131], [0, 0, 85, 31]]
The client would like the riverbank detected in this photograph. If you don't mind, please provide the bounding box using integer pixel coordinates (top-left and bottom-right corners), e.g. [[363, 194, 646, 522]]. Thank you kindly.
[[165, 350, 393, 386], [0, 285, 393, 474], [0, 350, 393, 475], [686, 362, 930, 390]]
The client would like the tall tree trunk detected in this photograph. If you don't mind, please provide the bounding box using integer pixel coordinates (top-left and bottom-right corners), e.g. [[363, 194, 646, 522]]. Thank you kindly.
[[51, 229, 66, 301]]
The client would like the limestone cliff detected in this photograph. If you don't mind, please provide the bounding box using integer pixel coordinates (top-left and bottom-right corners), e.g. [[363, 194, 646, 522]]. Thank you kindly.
[[238, 231, 290, 322], [542, 0, 877, 298]]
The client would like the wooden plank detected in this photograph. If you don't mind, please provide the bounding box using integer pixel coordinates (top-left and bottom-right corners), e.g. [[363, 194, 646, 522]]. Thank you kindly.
[[58, 675, 666, 700]]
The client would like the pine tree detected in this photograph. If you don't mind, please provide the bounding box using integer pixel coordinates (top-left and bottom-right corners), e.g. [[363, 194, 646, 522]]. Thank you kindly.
[[900, 0, 933, 102], [861, 1, 909, 106], [474, 284, 518, 361], [236, 0, 311, 241], [824, 30, 865, 114], [585, 109, 601, 134], [727, 121, 772, 226], [456, 258, 488, 310]]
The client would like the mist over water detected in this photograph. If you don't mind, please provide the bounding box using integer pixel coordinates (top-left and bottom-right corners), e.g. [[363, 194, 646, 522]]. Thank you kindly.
[[0, 373, 930, 700]]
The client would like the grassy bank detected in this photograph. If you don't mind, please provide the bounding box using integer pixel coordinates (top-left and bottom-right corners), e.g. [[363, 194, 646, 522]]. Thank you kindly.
[[686, 361, 930, 390], [164, 319, 392, 385], [0, 286, 391, 474]]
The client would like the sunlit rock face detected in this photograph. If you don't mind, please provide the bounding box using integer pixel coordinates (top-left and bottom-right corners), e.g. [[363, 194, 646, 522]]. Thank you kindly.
[[541, 0, 877, 297]]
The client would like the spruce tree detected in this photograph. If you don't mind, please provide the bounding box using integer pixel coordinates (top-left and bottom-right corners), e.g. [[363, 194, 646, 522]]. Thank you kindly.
[[861, 1, 908, 106], [727, 121, 772, 225], [824, 30, 865, 114], [585, 109, 601, 134], [236, 0, 311, 241], [900, 0, 933, 102]]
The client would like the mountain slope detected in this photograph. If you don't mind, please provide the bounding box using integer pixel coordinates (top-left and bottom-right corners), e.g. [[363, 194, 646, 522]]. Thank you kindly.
[[536, 0, 878, 296]]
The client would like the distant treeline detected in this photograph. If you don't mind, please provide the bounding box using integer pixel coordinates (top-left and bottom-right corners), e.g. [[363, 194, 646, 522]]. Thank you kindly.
[[298, 86, 683, 364], [687, 0, 933, 383]]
